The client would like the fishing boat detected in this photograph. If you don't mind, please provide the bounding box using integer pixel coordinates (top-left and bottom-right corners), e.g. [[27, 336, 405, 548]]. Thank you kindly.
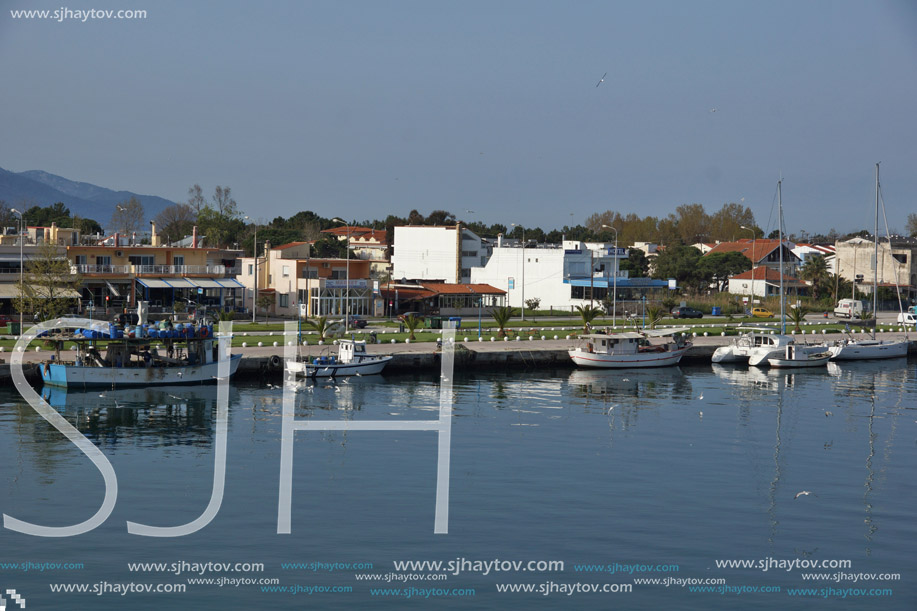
[[285, 339, 393, 378], [39, 320, 240, 388], [568, 328, 691, 369], [767, 344, 831, 368], [827, 164, 909, 361]]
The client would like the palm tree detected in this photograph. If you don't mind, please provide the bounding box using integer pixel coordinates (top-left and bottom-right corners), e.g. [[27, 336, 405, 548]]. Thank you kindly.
[[788, 305, 806, 333], [304, 316, 335, 342], [490, 306, 513, 338], [574, 304, 603, 333], [402, 313, 422, 340], [645, 304, 663, 329], [799, 255, 831, 302]]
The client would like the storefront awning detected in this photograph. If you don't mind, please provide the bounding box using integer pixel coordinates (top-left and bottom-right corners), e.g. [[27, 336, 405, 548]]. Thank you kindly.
[[187, 278, 224, 289], [215, 278, 244, 289], [0, 284, 20, 298], [162, 278, 195, 288], [105, 281, 121, 297], [136, 278, 173, 288]]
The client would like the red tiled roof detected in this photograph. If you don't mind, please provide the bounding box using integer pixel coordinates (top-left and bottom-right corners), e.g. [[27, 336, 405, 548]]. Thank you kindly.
[[273, 242, 309, 250], [321, 226, 374, 236], [706, 239, 794, 262], [420, 282, 506, 295], [730, 267, 806, 284]]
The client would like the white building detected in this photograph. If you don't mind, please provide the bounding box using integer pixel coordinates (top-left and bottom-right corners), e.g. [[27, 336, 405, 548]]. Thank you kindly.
[[391, 224, 488, 284], [793, 243, 836, 274], [470, 239, 631, 311]]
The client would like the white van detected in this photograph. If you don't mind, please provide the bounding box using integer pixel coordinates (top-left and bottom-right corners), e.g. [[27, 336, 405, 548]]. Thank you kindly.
[[834, 299, 864, 319], [897, 312, 917, 325]]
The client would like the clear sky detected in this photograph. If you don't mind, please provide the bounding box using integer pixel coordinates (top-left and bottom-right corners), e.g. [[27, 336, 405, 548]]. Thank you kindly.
[[2, 0, 916, 236]]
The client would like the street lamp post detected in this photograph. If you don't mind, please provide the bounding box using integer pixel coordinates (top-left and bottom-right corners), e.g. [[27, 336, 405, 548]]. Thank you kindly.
[[511, 223, 525, 321], [601, 224, 618, 327], [244, 216, 257, 323], [333, 218, 352, 333], [11, 209, 23, 334], [741, 225, 755, 313]]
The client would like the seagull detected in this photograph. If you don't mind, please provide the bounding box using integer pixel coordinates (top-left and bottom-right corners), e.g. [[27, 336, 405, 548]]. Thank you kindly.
[[334, 386, 341, 393], [710, 107, 718, 113], [698, 393, 704, 400], [177, 372, 183, 378], [794, 491, 816, 499], [168, 394, 183, 400], [699, 411, 703, 418], [98, 393, 106, 398], [825, 411, 833, 417], [595, 72, 607, 87]]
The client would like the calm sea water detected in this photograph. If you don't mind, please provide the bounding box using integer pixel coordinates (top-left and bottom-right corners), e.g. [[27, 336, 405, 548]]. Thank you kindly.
[[0, 361, 915, 610]]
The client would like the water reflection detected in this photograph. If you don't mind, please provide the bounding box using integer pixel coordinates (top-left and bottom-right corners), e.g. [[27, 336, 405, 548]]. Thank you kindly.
[[37, 384, 240, 447]]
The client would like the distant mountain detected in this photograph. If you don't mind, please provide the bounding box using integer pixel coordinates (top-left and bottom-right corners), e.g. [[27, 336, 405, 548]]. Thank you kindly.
[[0, 166, 176, 226]]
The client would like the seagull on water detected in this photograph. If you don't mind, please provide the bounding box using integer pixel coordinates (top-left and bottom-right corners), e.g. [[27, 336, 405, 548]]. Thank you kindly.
[[595, 72, 607, 87], [794, 491, 816, 499]]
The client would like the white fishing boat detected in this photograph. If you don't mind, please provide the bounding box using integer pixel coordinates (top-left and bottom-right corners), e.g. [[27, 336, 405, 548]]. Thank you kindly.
[[285, 339, 392, 378], [767, 344, 831, 368], [827, 164, 909, 361], [712, 327, 795, 364], [568, 328, 691, 369]]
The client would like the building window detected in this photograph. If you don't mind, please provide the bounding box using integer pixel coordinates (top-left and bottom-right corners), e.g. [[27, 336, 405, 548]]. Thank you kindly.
[[330, 270, 346, 279], [75, 255, 87, 265], [248, 264, 254, 275], [282, 265, 290, 277], [279, 294, 289, 307], [96, 256, 111, 266], [301, 268, 317, 279], [461, 250, 478, 257], [128, 255, 155, 266], [460, 268, 471, 278], [174, 255, 184, 266]]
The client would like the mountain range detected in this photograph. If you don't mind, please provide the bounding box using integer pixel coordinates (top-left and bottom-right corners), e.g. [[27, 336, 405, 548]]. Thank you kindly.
[[0, 166, 176, 226]]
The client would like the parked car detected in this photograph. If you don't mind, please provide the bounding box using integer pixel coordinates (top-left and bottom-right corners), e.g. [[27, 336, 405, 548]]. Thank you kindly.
[[348, 315, 368, 329], [671, 306, 703, 319], [0, 314, 11, 327], [398, 311, 424, 322], [896, 312, 917, 325], [751, 307, 775, 318]]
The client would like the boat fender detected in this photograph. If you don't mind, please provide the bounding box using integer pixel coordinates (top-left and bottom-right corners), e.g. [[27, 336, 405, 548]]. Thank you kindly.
[[269, 355, 282, 370], [200, 326, 210, 338]]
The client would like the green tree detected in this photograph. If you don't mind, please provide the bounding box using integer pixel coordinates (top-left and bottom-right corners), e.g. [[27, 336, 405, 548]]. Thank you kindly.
[[788, 305, 806, 333], [13, 241, 82, 322], [304, 316, 335, 341], [652, 245, 706, 292], [574, 304, 603, 333], [645, 304, 664, 329], [799, 255, 831, 301], [700, 251, 751, 291], [490, 306, 513, 338], [311, 234, 348, 258], [255, 293, 275, 321], [619, 249, 649, 278], [401, 313, 422, 340], [193, 185, 243, 247]]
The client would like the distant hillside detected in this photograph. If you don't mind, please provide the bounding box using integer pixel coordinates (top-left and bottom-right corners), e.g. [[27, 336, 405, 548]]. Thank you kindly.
[[0, 166, 175, 226]]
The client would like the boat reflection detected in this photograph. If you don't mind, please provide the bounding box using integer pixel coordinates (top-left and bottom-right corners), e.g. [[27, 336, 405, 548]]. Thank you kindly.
[[39, 384, 240, 444], [566, 367, 692, 402]]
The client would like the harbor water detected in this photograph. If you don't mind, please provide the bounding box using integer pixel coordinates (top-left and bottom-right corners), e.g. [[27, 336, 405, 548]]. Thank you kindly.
[[0, 360, 915, 609]]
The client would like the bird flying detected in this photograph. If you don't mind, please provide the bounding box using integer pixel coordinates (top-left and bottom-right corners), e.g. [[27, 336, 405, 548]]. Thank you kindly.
[[596, 72, 607, 87]]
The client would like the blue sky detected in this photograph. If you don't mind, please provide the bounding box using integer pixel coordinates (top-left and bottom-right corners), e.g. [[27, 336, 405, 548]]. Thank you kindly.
[[2, 0, 916, 236]]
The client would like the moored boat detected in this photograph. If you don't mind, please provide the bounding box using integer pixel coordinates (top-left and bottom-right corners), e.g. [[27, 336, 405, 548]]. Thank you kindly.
[[767, 344, 830, 368], [568, 328, 691, 369], [285, 339, 392, 378], [38, 320, 239, 388]]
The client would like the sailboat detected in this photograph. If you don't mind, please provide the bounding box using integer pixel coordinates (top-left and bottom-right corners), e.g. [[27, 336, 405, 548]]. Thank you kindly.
[[828, 164, 909, 360]]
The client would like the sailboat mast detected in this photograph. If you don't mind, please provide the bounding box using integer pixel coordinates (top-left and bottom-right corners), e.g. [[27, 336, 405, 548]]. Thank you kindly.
[[778, 179, 785, 334], [873, 163, 879, 336]]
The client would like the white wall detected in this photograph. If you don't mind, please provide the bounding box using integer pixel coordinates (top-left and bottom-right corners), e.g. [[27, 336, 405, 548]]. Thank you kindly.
[[392, 226, 485, 283]]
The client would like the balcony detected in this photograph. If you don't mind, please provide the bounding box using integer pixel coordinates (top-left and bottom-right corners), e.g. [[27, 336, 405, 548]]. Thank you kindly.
[[71, 264, 230, 276]]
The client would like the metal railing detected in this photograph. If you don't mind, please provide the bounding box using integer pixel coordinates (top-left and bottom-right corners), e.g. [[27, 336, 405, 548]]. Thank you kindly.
[[70, 264, 230, 275]]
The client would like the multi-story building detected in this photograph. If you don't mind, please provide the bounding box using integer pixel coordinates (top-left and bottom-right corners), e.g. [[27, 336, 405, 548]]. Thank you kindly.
[[67, 224, 243, 312], [391, 224, 489, 284], [322, 226, 390, 279], [470, 238, 670, 311], [236, 241, 376, 318], [834, 236, 917, 302]]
